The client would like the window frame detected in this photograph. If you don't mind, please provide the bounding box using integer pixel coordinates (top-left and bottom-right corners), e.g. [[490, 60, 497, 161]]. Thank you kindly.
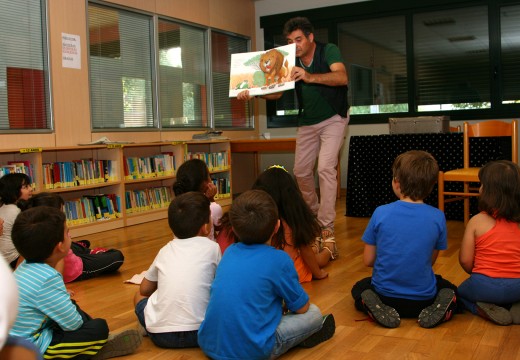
[[0, 0, 53, 133], [260, 0, 520, 126]]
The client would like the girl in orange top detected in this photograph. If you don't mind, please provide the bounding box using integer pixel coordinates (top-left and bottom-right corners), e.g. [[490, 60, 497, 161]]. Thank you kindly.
[[458, 160, 520, 325], [252, 166, 333, 282]]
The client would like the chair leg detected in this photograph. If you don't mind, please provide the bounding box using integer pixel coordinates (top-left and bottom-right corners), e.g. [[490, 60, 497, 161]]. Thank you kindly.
[[463, 182, 470, 226], [438, 171, 445, 212]]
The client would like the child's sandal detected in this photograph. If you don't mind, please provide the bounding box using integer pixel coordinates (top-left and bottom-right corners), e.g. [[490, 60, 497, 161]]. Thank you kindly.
[[322, 238, 339, 260], [312, 237, 323, 254]]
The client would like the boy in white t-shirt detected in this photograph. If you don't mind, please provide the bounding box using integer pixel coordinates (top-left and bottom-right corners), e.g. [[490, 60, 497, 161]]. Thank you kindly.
[[133, 191, 221, 348]]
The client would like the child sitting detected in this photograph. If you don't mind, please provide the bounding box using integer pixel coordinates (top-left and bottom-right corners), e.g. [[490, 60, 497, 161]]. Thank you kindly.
[[23, 192, 125, 283], [351, 150, 458, 328], [172, 159, 222, 240], [134, 191, 221, 348], [0, 254, 42, 360], [0, 173, 33, 268], [198, 189, 335, 359], [9, 206, 141, 359], [458, 160, 520, 325], [252, 165, 333, 281]]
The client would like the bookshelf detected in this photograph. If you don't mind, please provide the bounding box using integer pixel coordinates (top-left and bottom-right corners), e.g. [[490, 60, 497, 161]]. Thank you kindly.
[[0, 140, 232, 237]]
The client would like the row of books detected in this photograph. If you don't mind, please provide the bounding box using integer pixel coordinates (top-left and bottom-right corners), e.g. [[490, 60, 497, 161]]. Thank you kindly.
[[125, 186, 173, 214], [212, 177, 231, 198], [123, 153, 176, 180], [64, 194, 121, 226], [0, 161, 35, 184], [43, 160, 118, 189], [185, 151, 229, 172]]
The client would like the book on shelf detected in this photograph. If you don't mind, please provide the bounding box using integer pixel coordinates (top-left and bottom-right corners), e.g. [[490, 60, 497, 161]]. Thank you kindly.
[[125, 186, 173, 214], [185, 151, 229, 172]]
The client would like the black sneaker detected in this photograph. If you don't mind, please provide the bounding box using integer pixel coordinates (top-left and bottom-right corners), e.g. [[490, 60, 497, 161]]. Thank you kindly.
[[418, 288, 456, 328], [361, 289, 400, 328], [91, 329, 142, 360], [476, 302, 512, 326], [299, 314, 335, 348]]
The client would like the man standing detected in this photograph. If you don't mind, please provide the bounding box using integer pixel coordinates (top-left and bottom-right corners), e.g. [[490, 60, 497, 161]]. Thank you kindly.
[[239, 17, 349, 258]]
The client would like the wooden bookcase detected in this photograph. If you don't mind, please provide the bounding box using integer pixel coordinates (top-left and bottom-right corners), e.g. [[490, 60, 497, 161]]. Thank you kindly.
[[0, 140, 232, 238]]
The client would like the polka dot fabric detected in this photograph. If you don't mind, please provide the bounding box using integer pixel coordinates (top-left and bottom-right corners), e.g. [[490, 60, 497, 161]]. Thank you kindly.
[[346, 133, 513, 221]]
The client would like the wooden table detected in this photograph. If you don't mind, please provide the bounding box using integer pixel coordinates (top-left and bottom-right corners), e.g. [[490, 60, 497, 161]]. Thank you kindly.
[[230, 138, 340, 198]]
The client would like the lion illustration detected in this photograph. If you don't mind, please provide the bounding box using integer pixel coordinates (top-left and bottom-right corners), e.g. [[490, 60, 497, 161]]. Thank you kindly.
[[259, 49, 289, 86]]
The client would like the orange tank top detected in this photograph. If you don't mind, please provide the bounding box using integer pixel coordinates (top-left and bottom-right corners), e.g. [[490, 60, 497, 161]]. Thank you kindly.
[[472, 218, 520, 278], [278, 220, 312, 283]]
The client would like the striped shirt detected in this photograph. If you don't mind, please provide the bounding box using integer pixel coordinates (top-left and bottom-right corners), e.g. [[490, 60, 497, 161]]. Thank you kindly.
[[9, 261, 83, 352]]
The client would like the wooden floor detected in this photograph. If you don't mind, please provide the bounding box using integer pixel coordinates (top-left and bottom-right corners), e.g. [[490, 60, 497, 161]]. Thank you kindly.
[[69, 196, 520, 360]]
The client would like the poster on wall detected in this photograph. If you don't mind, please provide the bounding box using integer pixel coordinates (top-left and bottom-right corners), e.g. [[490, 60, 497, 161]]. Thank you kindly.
[[229, 43, 295, 97], [62, 33, 81, 69]]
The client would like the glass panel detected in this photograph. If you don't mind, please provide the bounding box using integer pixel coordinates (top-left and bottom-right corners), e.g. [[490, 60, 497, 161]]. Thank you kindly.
[[0, 0, 50, 130], [501, 5, 520, 104], [338, 16, 408, 115], [414, 6, 490, 111], [211, 31, 252, 129], [88, 4, 154, 129], [158, 20, 208, 128]]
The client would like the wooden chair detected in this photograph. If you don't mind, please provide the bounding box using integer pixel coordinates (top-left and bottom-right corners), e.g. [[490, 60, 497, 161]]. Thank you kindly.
[[438, 120, 518, 225]]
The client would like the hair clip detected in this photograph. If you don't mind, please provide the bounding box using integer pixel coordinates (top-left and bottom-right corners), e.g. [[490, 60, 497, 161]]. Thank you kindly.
[[268, 164, 288, 173]]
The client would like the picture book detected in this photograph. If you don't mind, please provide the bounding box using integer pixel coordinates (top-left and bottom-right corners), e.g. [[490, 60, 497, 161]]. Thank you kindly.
[[229, 43, 296, 97]]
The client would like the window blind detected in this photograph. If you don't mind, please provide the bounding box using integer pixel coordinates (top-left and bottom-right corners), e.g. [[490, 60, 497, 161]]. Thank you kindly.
[[0, 0, 49, 130], [88, 3, 154, 129]]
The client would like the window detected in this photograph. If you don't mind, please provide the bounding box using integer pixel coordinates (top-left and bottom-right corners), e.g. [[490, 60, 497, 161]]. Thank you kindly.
[[0, 0, 50, 130], [158, 20, 208, 129], [88, 4, 154, 129], [501, 4, 520, 104], [211, 31, 253, 129], [261, 0, 520, 124], [339, 16, 408, 115], [414, 7, 490, 111]]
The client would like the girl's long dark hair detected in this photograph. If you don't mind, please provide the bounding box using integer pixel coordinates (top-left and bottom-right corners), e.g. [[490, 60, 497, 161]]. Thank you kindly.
[[172, 159, 210, 196], [478, 160, 520, 222], [252, 166, 320, 249], [0, 173, 31, 206]]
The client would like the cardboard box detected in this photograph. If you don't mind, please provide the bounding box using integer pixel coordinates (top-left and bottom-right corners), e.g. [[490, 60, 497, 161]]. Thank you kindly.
[[389, 116, 450, 134]]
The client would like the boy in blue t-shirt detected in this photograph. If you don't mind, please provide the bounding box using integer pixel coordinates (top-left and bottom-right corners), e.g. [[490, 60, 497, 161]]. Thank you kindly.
[[351, 150, 458, 328], [198, 190, 335, 359], [9, 206, 141, 359]]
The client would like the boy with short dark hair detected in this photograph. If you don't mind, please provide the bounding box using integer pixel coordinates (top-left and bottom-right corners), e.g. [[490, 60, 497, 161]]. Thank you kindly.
[[198, 189, 335, 359], [9, 206, 141, 359], [351, 150, 458, 328], [134, 192, 221, 348]]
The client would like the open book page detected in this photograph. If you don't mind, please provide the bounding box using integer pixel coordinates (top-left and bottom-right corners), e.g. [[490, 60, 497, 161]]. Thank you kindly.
[[229, 44, 296, 98], [124, 270, 147, 285]]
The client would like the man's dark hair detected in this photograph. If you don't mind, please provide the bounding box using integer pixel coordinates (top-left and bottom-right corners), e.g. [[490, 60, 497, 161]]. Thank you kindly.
[[229, 189, 278, 245], [12, 206, 66, 263], [283, 16, 314, 38], [168, 192, 210, 239]]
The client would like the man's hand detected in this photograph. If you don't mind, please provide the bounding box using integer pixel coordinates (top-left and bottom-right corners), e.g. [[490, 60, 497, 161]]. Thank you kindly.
[[237, 90, 252, 101], [291, 66, 309, 83]]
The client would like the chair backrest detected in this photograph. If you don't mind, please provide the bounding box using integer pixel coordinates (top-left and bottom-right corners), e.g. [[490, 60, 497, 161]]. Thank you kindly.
[[463, 119, 518, 168]]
